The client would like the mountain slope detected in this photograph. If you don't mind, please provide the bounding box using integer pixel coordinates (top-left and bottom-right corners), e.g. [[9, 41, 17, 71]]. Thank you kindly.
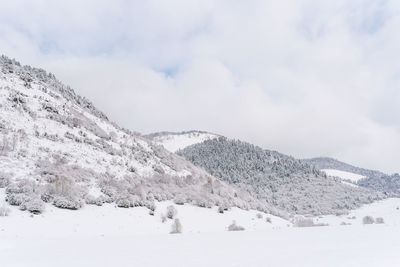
[[0, 56, 274, 214], [306, 157, 400, 196], [304, 157, 386, 178], [146, 131, 219, 152], [177, 137, 383, 215]]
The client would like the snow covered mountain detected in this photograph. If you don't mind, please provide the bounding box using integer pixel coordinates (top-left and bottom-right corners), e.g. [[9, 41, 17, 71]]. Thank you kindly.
[[0, 56, 275, 215], [175, 136, 383, 215], [146, 131, 219, 152], [306, 157, 400, 196]]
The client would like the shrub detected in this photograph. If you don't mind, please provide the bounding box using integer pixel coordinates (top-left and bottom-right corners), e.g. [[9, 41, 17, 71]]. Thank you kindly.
[[53, 196, 83, 210], [340, 222, 351, 226], [170, 218, 182, 234], [266, 217, 272, 223], [6, 193, 30, 206], [293, 216, 322, 227], [6, 179, 35, 194], [0, 203, 11, 216], [228, 220, 245, 231], [0, 172, 11, 188], [145, 201, 156, 212], [166, 205, 177, 219], [41, 175, 87, 210], [116, 197, 131, 208], [375, 217, 384, 224], [85, 195, 104, 206], [41, 192, 54, 203], [24, 198, 45, 214], [362, 216, 375, 225], [256, 213, 263, 219], [293, 216, 314, 227], [173, 196, 185, 205], [218, 206, 224, 214]]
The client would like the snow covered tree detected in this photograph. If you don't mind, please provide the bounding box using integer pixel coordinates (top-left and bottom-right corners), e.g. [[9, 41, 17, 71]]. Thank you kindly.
[[170, 218, 182, 234]]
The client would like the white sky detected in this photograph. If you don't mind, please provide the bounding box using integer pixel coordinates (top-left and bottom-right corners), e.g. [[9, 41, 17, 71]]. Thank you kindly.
[[0, 0, 399, 173]]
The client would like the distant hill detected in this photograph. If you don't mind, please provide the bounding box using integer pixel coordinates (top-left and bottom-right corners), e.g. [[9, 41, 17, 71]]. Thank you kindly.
[[305, 157, 400, 196], [177, 137, 383, 215]]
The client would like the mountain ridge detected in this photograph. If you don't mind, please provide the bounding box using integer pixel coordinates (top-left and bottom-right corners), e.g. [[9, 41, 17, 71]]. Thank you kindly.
[[177, 136, 383, 215], [305, 157, 400, 196], [0, 56, 276, 215]]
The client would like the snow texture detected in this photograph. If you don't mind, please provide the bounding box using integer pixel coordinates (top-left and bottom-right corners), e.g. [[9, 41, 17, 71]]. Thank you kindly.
[[1, 195, 400, 267]]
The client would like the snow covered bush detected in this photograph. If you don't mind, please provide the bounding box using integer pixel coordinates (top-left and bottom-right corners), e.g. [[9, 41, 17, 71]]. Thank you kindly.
[[145, 201, 156, 212], [362, 216, 375, 225], [293, 216, 315, 227], [53, 195, 83, 210], [375, 217, 384, 224], [21, 198, 45, 214], [266, 217, 272, 223], [218, 206, 225, 214], [256, 213, 263, 219], [85, 195, 104, 206], [41, 175, 86, 210], [161, 214, 167, 223], [173, 195, 185, 205], [116, 196, 132, 208], [0, 172, 11, 188], [228, 221, 245, 231], [4, 179, 45, 214], [170, 218, 182, 234], [166, 205, 177, 219], [6, 193, 30, 206], [0, 203, 11, 216], [6, 179, 36, 194]]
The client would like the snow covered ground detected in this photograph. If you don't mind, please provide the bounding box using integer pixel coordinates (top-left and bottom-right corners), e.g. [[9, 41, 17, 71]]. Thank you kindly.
[[150, 131, 219, 152], [2, 196, 400, 267], [322, 169, 366, 182]]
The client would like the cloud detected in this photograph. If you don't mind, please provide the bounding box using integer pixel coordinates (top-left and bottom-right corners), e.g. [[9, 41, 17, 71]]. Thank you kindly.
[[0, 0, 399, 173]]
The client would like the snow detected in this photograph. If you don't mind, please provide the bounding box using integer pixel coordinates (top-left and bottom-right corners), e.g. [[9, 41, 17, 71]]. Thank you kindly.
[[0, 189, 287, 238], [322, 169, 366, 182], [2, 194, 400, 267], [151, 131, 219, 152], [3, 227, 400, 267], [0, 70, 201, 182]]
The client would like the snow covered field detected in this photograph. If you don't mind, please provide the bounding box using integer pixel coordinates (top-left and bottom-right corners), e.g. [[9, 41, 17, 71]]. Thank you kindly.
[[2, 197, 400, 267], [150, 131, 219, 152], [322, 169, 366, 182]]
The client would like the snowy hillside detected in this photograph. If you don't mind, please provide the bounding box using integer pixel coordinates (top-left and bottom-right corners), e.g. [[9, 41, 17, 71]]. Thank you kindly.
[[305, 157, 386, 178], [0, 56, 274, 215], [307, 157, 400, 196], [178, 137, 384, 215], [321, 169, 365, 182], [146, 131, 219, 152]]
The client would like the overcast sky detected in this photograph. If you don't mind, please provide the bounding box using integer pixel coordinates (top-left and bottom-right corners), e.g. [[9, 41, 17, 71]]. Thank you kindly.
[[0, 0, 399, 173]]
